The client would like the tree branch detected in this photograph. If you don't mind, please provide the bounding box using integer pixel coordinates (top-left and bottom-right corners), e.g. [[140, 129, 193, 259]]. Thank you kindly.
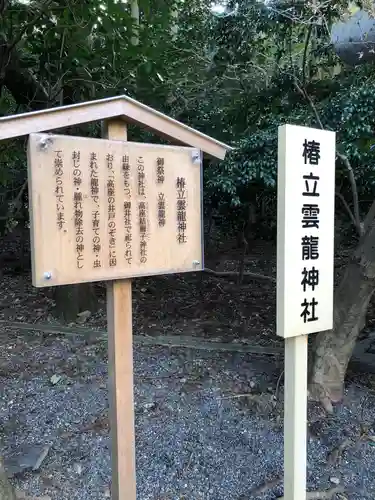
[[278, 486, 345, 500], [0, 0, 56, 111], [7, 0, 53, 53], [0, 0, 8, 17], [9, 179, 27, 215], [336, 192, 357, 227], [204, 268, 275, 283], [302, 23, 313, 84], [294, 79, 324, 128], [0, 456, 16, 500], [0, 180, 28, 222], [130, 0, 140, 46], [336, 151, 363, 236], [2, 35, 50, 110], [293, 79, 363, 236], [250, 476, 344, 500], [363, 199, 375, 234]]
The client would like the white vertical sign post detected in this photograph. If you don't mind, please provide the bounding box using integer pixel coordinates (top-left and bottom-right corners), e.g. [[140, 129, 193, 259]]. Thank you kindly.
[[277, 124, 336, 500]]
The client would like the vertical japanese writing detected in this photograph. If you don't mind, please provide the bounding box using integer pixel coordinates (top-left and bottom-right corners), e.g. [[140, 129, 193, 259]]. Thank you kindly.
[[122, 154, 132, 265], [107, 153, 117, 267], [137, 155, 147, 263], [122, 154, 131, 196], [139, 201, 147, 263], [54, 150, 65, 230], [90, 152, 101, 269], [72, 150, 84, 269], [300, 139, 321, 324], [158, 193, 166, 227], [302, 139, 321, 165], [124, 202, 132, 265], [176, 177, 187, 243], [156, 157, 165, 184], [137, 156, 145, 196]]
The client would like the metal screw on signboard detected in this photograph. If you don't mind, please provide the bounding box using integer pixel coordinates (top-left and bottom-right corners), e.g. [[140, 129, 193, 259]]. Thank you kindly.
[[191, 150, 201, 164], [39, 135, 54, 151]]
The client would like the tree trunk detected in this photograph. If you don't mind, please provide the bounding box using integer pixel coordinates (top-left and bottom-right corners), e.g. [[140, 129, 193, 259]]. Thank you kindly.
[[0, 458, 16, 500], [309, 220, 375, 409], [130, 0, 140, 46], [170, 4, 179, 40], [1, 34, 50, 111], [53, 283, 99, 322]]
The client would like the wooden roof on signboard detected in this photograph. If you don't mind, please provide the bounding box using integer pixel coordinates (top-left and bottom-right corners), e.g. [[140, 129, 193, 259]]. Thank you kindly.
[[0, 95, 232, 160]]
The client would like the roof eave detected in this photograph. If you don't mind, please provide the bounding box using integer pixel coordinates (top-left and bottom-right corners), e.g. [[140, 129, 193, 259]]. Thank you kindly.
[[0, 95, 232, 160]]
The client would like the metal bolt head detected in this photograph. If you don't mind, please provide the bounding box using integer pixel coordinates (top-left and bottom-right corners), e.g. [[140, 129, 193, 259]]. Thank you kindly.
[[191, 149, 201, 164], [39, 135, 53, 151], [43, 271, 52, 280]]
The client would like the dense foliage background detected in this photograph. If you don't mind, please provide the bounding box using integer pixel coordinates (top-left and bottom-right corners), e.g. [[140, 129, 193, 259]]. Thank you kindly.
[[1, 0, 375, 244], [3, 4, 375, 496]]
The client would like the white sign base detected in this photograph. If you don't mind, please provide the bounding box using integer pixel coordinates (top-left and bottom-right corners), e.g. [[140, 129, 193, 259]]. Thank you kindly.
[[284, 334, 308, 500]]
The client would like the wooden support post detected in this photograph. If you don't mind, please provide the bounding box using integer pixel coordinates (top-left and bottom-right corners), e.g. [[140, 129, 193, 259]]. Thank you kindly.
[[284, 334, 308, 500], [104, 119, 137, 500]]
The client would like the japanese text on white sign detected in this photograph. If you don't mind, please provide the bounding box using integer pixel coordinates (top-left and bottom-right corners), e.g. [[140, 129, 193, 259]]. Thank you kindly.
[[277, 124, 336, 338]]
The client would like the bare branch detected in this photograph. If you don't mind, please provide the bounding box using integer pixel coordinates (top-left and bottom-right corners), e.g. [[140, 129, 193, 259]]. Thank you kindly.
[[278, 485, 345, 499], [2, 32, 50, 109], [336, 151, 363, 236], [130, 0, 140, 46], [249, 475, 282, 496], [250, 477, 344, 500], [0, 0, 8, 17], [204, 268, 275, 283], [11, 179, 27, 209], [327, 437, 353, 465], [302, 23, 313, 84], [268, 0, 335, 27], [237, 221, 249, 285], [336, 192, 357, 228], [7, 0, 53, 53], [363, 199, 375, 234], [293, 80, 324, 129], [293, 79, 363, 236], [0, 179, 28, 222]]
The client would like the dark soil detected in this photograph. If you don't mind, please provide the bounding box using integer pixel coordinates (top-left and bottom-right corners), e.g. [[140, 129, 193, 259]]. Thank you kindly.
[[1, 231, 373, 348], [0, 235, 278, 347]]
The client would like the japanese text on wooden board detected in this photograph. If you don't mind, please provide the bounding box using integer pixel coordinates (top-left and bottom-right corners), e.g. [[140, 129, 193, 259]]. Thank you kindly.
[[27, 134, 203, 287], [277, 124, 336, 338]]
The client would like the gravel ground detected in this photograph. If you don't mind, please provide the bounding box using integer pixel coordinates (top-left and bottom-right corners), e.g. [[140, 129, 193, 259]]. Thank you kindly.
[[2, 328, 375, 499]]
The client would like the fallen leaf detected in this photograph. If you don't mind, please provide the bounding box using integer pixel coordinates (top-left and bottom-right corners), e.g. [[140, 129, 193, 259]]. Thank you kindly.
[[5, 444, 51, 477], [50, 374, 62, 385], [76, 310, 91, 324], [329, 476, 340, 485]]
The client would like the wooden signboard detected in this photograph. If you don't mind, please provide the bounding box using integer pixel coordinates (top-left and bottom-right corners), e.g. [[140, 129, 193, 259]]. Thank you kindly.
[[0, 96, 230, 500], [27, 133, 203, 287]]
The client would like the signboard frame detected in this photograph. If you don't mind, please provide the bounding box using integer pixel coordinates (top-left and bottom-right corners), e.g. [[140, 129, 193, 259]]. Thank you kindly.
[[27, 133, 205, 288]]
